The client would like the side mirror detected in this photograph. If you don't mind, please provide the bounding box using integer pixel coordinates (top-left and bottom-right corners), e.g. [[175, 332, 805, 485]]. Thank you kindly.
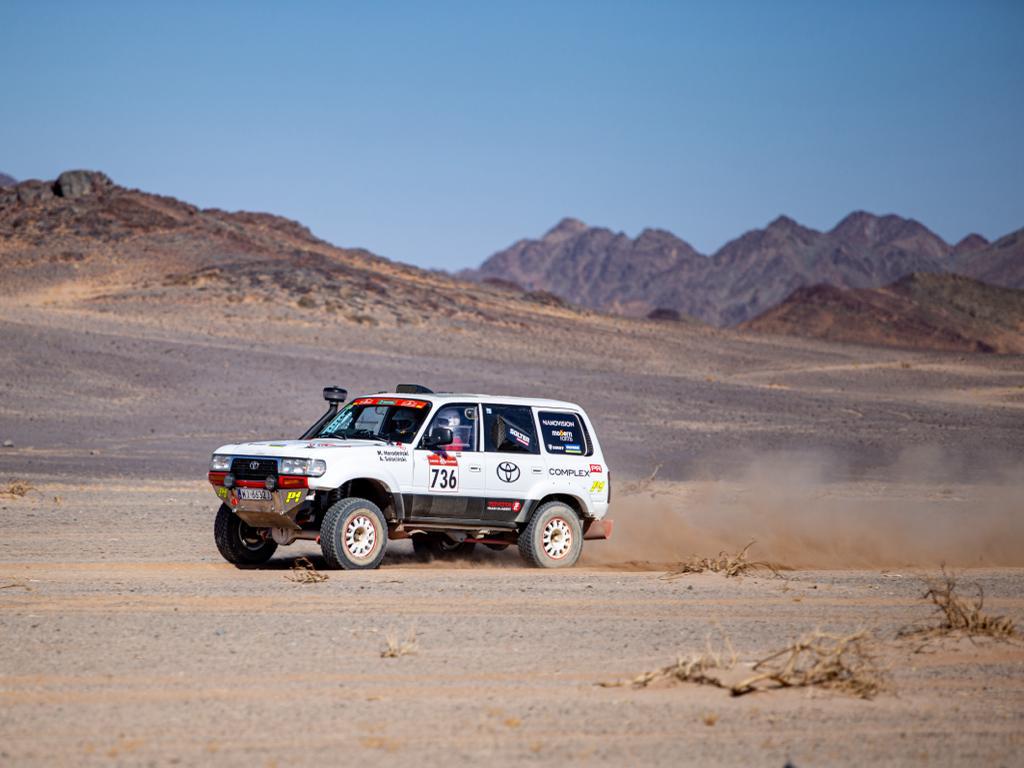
[[423, 426, 453, 449]]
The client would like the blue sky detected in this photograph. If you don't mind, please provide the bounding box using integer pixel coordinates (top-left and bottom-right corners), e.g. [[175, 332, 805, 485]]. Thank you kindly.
[[3, 1, 1022, 268]]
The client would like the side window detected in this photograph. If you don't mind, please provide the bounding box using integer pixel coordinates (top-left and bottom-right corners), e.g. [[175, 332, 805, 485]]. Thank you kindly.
[[537, 411, 591, 456], [483, 404, 539, 454], [423, 404, 478, 451]]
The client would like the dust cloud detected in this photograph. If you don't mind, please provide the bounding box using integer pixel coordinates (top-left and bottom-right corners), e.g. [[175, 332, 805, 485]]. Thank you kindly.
[[584, 447, 1024, 569]]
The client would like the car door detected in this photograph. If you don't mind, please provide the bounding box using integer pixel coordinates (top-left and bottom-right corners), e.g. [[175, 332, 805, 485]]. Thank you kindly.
[[537, 409, 600, 501], [410, 403, 485, 520], [482, 403, 545, 521]]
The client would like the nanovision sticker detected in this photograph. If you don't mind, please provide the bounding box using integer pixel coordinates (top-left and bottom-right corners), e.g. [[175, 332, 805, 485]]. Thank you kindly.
[[485, 499, 523, 514]]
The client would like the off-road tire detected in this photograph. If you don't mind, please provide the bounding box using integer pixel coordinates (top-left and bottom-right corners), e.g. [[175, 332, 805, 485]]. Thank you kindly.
[[411, 533, 477, 561], [214, 504, 278, 566], [517, 501, 583, 568], [320, 497, 388, 570]]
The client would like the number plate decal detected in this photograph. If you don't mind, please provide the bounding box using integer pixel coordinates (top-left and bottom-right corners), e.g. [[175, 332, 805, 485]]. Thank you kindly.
[[237, 488, 271, 501], [427, 453, 459, 493]]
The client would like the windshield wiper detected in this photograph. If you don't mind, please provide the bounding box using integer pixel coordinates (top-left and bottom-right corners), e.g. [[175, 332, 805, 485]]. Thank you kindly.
[[343, 429, 392, 443]]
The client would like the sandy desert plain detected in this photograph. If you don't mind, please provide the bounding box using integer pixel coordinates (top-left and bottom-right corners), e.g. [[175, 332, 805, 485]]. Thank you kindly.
[[1, 271, 1024, 767]]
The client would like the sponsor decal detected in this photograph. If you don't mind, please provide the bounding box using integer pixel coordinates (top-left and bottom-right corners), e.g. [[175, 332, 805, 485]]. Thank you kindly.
[[305, 442, 346, 448], [547, 444, 565, 452], [589, 481, 606, 494], [508, 426, 531, 447], [549, 467, 590, 478], [376, 447, 408, 463], [496, 461, 521, 483], [485, 499, 523, 514], [565, 444, 582, 454], [541, 418, 575, 429], [428, 454, 458, 467], [284, 490, 304, 504], [550, 429, 574, 442], [216, 486, 229, 500], [590, 464, 603, 473], [353, 397, 429, 409]]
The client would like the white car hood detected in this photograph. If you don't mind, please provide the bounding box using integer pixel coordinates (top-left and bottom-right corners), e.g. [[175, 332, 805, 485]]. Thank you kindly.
[[214, 438, 392, 457]]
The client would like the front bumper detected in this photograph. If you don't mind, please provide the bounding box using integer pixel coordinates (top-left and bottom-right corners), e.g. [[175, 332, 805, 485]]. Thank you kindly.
[[209, 472, 310, 530]]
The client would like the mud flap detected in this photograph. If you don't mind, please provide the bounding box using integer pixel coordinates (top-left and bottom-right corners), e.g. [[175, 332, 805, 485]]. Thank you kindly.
[[583, 519, 613, 540]]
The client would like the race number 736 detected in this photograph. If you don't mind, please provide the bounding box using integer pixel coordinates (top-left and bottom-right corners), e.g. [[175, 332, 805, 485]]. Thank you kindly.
[[430, 466, 458, 492]]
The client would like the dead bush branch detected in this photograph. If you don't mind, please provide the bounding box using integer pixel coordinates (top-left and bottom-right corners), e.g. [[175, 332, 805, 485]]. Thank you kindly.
[[381, 626, 418, 658], [731, 630, 886, 699], [601, 628, 886, 700], [661, 541, 788, 580], [285, 557, 328, 584], [899, 568, 1017, 641], [0, 480, 36, 499]]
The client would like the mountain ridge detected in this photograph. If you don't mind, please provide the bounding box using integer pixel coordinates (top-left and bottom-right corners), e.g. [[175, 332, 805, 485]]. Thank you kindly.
[[467, 213, 1021, 326]]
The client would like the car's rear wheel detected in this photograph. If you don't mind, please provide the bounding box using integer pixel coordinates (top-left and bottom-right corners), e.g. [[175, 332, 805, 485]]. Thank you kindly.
[[320, 497, 388, 570], [214, 504, 278, 565], [517, 501, 582, 568], [411, 533, 477, 561]]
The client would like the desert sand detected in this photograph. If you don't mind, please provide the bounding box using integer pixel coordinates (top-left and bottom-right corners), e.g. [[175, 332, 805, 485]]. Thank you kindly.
[[1, 289, 1023, 766]]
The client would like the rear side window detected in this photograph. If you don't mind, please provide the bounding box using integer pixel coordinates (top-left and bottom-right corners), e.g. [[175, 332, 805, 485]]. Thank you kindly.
[[538, 411, 591, 456], [483, 404, 539, 454]]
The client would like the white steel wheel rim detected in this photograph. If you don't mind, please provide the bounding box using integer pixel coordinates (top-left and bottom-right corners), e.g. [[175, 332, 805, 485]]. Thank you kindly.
[[344, 514, 377, 559], [542, 517, 573, 560]]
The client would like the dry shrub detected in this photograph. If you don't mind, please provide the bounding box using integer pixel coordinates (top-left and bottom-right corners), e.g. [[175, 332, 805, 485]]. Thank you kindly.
[[0, 480, 35, 498], [285, 557, 328, 584], [732, 630, 885, 699], [618, 464, 664, 496], [601, 629, 885, 699], [901, 568, 1017, 640], [662, 540, 788, 579], [381, 626, 418, 658]]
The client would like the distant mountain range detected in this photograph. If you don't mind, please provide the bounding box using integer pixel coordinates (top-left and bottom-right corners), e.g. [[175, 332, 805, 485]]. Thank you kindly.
[[743, 272, 1024, 354], [463, 214, 1023, 326], [0, 172, 16, 188]]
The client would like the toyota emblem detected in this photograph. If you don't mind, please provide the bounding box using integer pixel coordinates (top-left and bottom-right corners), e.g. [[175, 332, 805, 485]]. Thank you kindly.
[[249, 461, 260, 471], [497, 461, 520, 483]]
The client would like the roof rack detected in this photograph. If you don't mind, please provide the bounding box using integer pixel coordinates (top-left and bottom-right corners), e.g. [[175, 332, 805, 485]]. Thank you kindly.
[[395, 384, 433, 394]]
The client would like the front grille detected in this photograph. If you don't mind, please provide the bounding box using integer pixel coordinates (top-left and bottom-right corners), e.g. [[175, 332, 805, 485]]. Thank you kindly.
[[231, 458, 278, 480]]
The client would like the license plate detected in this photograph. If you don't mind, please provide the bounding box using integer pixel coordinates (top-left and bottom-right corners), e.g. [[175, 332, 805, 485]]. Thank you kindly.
[[237, 488, 271, 501]]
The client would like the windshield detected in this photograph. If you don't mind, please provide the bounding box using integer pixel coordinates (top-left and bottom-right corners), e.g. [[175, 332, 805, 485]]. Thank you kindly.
[[317, 397, 432, 444]]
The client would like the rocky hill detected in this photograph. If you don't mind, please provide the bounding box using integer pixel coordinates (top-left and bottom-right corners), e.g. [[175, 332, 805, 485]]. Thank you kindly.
[[0, 172, 16, 187], [0, 170, 590, 328], [953, 228, 1024, 290], [742, 272, 1024, 354], [469, 213, 1020, 326]]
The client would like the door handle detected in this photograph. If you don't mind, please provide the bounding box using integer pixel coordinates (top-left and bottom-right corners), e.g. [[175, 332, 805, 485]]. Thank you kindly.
[[531, 466, 543, 475], [468, 465, 482, 472]]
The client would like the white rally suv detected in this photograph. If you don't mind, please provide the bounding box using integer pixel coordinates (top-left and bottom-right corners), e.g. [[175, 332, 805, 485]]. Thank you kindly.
[[208, 385, 612, 569]]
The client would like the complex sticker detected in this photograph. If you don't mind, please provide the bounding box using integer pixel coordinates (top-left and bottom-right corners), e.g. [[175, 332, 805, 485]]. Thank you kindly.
[[550, 467, 590, 478]]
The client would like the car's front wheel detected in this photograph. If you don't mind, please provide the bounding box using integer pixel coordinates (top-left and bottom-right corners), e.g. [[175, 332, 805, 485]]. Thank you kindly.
[[214, 504, 278, 566], [517, 501, 583, 568], [320, 497, 388, 570]]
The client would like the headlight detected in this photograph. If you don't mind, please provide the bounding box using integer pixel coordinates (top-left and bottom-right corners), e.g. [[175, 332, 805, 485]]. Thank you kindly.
[[281, 458, 327, 477], [210, 454, 232, 471]]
